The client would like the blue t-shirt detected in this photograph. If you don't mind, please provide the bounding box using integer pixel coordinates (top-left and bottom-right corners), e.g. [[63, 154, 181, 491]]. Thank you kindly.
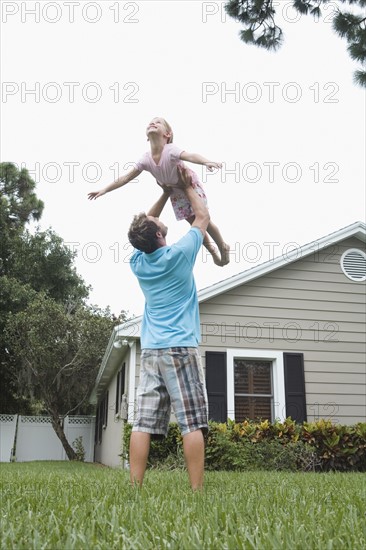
[[130, 227, 203, 349]]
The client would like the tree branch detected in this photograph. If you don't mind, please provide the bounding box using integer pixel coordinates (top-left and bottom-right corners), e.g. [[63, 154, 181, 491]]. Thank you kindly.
[[51, 349, 82, 386], [63, 387, 92, 418]]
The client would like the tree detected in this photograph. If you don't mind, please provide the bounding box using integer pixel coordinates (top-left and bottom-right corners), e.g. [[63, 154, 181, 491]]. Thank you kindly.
[[225, 0, 366, 86], [0, 163, 91, 412], [5, 294, 118, 460], [0, 277, 38, 412], [0, 163, 44, 225], [0, 227, 92, 412], [9, 227, 90, 306], [0, 162, 44, 275], [1, 162, 131, 454]]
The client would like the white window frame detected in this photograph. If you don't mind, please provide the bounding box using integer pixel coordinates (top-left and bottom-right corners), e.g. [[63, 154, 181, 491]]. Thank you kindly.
[[226, 349, 286, 422], [128, 342, 136, 422]]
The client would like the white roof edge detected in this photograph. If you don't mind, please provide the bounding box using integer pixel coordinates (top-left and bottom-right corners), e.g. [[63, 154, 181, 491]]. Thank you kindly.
[[89, 318, 142, 403], [89, 327, 118, 403], [115, 316, 143, 338], [198, 221, 366, 303]]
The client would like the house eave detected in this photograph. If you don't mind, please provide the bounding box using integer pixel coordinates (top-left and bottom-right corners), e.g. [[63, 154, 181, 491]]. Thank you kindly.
[[89, 324, 140, 404], [198, 221, 366, 303]]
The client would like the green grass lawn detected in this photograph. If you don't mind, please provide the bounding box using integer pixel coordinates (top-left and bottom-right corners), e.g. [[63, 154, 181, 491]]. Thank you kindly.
[[1, 462, 365, 550]]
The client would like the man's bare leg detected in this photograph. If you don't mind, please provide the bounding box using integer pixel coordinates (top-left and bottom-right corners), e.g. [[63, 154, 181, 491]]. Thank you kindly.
[[129, 431, 151, 487], [183, 429, 205, 491]]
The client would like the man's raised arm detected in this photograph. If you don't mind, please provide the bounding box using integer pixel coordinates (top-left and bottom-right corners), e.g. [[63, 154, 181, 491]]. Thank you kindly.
[[146, 185, 172, 218], [177, 165, 210, 237]]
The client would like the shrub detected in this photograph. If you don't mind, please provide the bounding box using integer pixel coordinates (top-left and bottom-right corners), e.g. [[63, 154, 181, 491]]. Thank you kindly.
[[121, 422, 132, 462], [121, 419, 366, 472], [121, 422, 185, 470], [205, 423, 245, 470], [205, 422, 318, 471], [72, 436, 85, 462], [301, 420, 366, 471]]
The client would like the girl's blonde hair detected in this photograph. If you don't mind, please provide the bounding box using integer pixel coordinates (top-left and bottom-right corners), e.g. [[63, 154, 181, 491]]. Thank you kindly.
[[161, 118, 173, 143], [147, 117, 174, 143]]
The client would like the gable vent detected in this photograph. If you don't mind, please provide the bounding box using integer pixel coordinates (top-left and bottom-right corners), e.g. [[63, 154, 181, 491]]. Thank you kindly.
[[340, 249, 366, 282]]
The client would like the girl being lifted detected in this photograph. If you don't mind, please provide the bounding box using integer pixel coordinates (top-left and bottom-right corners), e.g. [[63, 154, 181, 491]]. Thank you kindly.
[[88, 117, 230, 266]]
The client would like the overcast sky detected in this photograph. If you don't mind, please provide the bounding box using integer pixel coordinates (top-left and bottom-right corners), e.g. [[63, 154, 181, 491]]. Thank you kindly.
[[2, 0, 365, 317]]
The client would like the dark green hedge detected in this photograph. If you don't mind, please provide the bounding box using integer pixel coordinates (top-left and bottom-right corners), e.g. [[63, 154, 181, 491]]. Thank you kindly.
[[122, 419, 366, 472]]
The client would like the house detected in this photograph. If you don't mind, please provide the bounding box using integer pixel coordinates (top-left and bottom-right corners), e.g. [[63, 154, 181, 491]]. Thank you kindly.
[[90, 221, 366, 467]]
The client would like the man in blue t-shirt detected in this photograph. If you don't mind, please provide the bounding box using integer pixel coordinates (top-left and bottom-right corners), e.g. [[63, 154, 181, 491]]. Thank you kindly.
[[128, 166, 210, 490]]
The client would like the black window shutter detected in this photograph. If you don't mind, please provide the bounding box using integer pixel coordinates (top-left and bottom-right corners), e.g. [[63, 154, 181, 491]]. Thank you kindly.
[[121, 363, 126, 396], [95, 404, 100, 444], [205, 351, 227, 422], [103, 391, 109, 427], [283, 353, 307, 422], [115, 371, 121, 414]]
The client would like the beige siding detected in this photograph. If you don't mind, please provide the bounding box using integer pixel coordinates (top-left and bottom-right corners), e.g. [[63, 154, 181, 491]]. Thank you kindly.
[[306, 362, 365, 374], [199, 237, 366, 425]]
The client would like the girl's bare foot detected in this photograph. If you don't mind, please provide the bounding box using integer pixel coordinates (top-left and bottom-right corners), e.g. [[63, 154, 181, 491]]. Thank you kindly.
[[213, 254, 224, 266], [211, 243, 230, 266], [209, 248, 222, 266], [219, 243, 230, 266], [204, 242, 230, 267]]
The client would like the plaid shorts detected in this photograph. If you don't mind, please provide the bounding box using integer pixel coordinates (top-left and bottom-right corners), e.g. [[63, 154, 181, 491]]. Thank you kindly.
[[132, 347, 209, 438]]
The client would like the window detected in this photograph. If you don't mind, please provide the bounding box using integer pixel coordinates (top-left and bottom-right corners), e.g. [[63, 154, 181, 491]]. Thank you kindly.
[[227, 349, 286, 422], [234, 359, 273, 421], [206, 350, 306, 424]]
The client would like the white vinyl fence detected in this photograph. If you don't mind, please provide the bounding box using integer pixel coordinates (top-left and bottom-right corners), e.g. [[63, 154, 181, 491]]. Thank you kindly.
[[0, 415, 95, 462], [0, 415, 17, 462], [64, 416, 95, 462]]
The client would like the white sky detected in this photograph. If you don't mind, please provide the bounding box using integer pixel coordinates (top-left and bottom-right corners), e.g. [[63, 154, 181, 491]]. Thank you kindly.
[[2, 0, 365, 318]]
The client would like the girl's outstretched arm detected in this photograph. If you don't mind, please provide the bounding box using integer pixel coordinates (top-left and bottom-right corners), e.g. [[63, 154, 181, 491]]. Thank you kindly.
[[180, 151, 222, 172], [88, 166, 141, 200]]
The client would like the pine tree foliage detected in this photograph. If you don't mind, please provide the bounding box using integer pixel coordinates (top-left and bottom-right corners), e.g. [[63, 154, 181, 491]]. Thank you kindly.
[[0, 163, 44, 227], [225, 0, 366, 86]]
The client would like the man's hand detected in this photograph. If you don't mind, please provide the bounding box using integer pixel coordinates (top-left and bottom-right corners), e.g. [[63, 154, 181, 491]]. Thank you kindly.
[[176, 165, 193, 190], [156, 181, 173, 194]]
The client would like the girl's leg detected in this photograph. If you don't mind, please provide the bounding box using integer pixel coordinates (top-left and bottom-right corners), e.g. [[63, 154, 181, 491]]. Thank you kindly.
[[186, 178, 229, 265], [206, 220, 230, 266], [186, 216, 222, 266]]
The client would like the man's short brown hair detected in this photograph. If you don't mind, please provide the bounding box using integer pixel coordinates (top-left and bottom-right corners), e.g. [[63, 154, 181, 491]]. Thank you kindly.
[[128, 213, 160, 253]]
